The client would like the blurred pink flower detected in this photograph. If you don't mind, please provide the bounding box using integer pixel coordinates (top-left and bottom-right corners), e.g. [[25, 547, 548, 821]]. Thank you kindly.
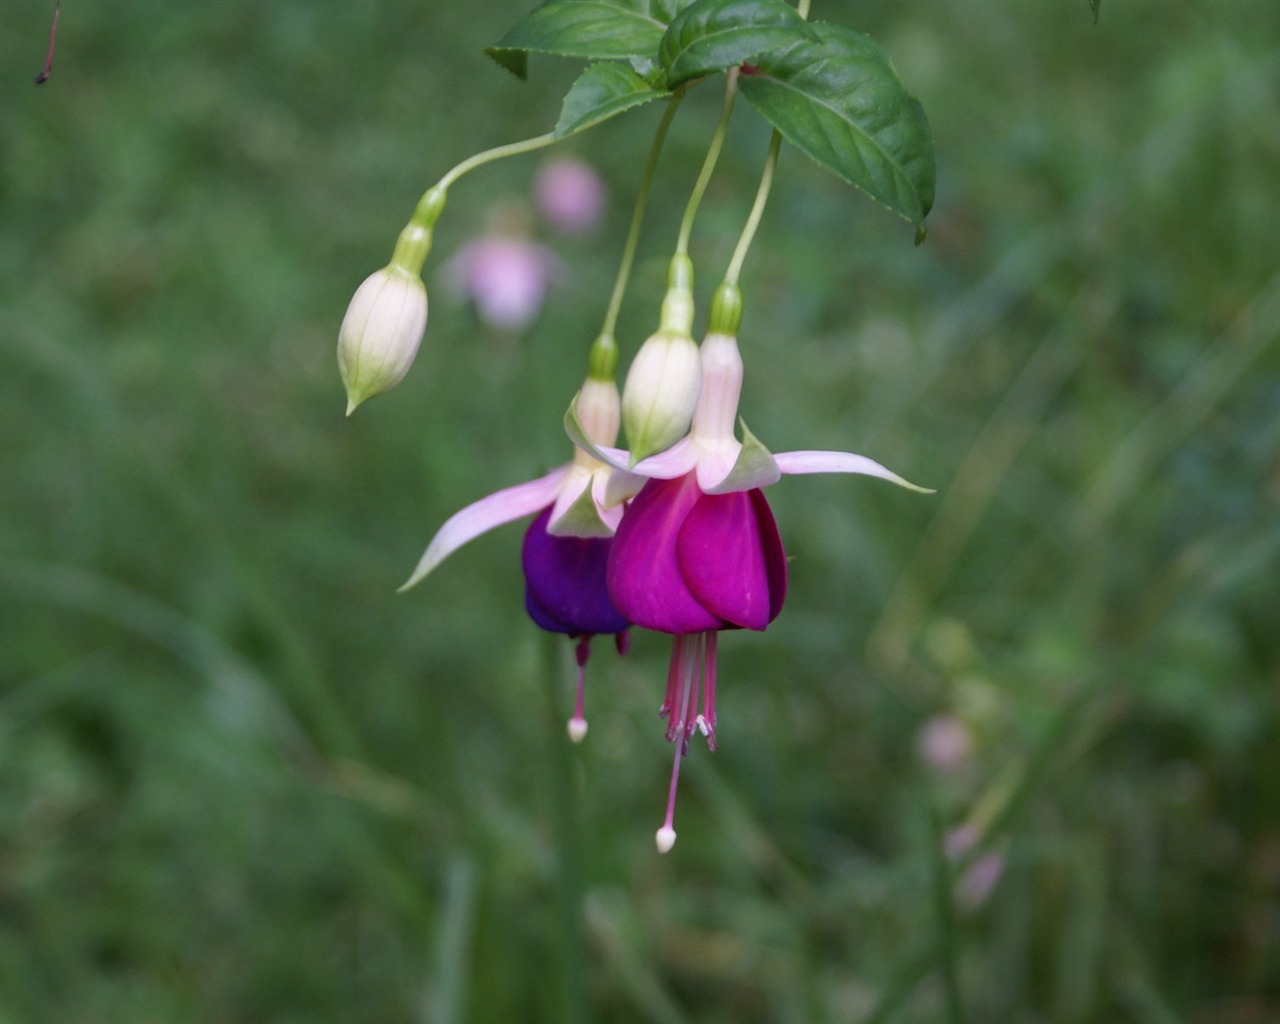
[[444, 234, 562, 333], [946, 824, 1006, 909], [959, 849, 1006, 908], [535, 157, 606, 235], [917, 714, 974, 772]]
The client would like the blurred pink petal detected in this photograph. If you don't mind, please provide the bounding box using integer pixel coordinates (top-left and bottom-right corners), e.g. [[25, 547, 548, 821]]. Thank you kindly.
[[445, 236, 562, 332], [535, 157, 606, 235]]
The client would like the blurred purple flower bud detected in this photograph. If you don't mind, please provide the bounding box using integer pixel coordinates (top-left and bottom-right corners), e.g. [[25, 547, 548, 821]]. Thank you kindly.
[[535, 157, 606, 235]]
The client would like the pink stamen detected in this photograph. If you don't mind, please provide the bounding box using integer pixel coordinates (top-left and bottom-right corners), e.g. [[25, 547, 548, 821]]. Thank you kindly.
[[682, 633, 705, 750], [654, 631, 720, 854], [567, 636, 591, 743], [661, 634, 686, 734], [35, 1, 59, 85], [699, 631, 718, 751]]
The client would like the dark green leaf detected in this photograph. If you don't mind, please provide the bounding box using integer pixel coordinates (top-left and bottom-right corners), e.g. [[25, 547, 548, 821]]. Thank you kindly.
[[487, 48, 528, 78], [738, 22, 936, 232], [659, 0, 814, 88], [555, 63, 669, 138], [487, 0, 695, 79]]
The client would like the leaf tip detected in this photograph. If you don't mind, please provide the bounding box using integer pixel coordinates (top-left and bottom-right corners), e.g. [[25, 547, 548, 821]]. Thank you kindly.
[[484, 46, 528, 80]]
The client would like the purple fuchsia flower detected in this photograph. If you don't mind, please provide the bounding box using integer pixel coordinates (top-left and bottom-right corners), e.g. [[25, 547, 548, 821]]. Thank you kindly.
[[568, 302, 929, 852], [401, 376, 630, 740]]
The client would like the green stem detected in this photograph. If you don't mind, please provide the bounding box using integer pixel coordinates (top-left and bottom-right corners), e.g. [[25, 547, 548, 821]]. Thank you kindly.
[[542, 633, 588, 1024], [723, 129, 781, 286], [929, 801, 967, 1024], [435, 131, 559, 191], [675, 68, 739, 256], [600, 94, 685, 341]]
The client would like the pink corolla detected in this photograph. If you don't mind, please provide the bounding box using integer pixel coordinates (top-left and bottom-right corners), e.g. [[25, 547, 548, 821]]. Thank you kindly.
[[401, 377, 629, 741], [569, 321, 929, 853]]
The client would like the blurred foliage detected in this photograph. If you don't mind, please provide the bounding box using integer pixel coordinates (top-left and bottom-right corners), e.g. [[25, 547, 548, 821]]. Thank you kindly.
[[2, 2, 1278, 1022]]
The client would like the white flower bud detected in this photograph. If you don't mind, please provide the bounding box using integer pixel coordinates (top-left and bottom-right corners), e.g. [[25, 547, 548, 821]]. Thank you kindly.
[[576, 377, 621, 449], [337, 266, 428, 415], [621, 330, 701, 464]]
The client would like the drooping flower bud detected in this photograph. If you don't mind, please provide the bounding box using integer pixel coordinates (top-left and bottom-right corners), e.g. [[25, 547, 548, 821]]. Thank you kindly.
[[337, 266, 428, 415], [338, 186, 445, 415], [621, 254, 701, 464], [547, 359, 623, 538]]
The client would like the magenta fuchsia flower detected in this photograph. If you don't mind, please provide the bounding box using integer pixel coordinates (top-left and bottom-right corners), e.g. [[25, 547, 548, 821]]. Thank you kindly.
[[401, 379, 630, 741], [568, 330, 929, 852]]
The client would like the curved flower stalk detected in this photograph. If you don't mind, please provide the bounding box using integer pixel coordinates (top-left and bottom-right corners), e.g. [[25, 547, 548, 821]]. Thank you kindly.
[[401, 375, 630, 741], [567, 289, 930, 852]]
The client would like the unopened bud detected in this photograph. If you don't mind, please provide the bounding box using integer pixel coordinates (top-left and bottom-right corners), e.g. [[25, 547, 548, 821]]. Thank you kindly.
[[621, 329, 701, 464], [622, 255, 700, 461], [337, 266, 428, 415], [576, 377, 621, 449]]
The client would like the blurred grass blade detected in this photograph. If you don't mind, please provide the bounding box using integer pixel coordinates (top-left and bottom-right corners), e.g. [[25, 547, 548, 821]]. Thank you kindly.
[[421, 857, 478, 1024]]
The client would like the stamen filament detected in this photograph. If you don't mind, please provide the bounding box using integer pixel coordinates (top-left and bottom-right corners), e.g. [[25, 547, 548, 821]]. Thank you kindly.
[[655, 631, 718, 854], [567, 637, 591, 743], [661, 634, 685, 726], [657, 633, 701, 853], [700, 631, 718, 751]]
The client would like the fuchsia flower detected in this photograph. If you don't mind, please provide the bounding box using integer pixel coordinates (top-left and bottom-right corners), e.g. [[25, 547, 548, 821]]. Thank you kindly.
[[569, 329, 929, 852], [402, 378, 629, 741]]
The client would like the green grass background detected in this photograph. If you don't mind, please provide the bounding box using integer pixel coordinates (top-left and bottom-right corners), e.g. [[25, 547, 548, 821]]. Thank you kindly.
[[1, 1, 1277, 1021]]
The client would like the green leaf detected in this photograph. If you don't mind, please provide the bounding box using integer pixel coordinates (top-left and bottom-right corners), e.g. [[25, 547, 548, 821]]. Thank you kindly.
[[738, 22, 936, 232], [658, 0, 814, 89], [487, 0, 696, 79], [555, 64, 669, 139]]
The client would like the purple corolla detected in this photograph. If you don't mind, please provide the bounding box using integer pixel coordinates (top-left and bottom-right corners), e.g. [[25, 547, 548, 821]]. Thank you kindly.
[[402, 378, 630, 740]]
